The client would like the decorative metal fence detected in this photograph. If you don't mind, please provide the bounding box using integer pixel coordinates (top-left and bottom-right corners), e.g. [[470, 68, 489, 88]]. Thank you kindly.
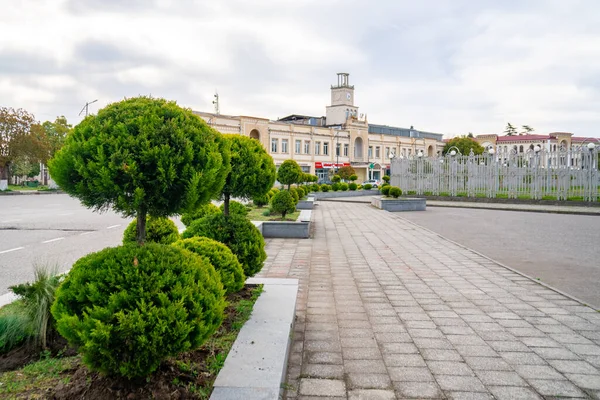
[[390, 148, 599, 201]]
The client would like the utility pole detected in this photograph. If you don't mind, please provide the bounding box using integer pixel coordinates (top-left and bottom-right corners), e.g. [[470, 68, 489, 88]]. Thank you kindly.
[[79, 99, 98, 117], [212, 91, 220, 115]]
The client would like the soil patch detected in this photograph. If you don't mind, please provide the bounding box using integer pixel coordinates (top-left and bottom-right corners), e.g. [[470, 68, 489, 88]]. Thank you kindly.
[[0, 335, 75, 373]]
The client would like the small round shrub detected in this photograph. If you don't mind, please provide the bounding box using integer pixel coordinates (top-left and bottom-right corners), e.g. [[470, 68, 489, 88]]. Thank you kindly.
[[389, 186, 402, 198], [331, 183, 340, 191], [270, 190, 296, 219], [220, 200, 249, 216], [363, 183, 372, 190], [321, 184, 330, 192], [348, 182, 358, 191], [181, 203, 221, 227], [339, 183, 349, 191], [311, 183, 320, 192], [382, 175, 391, 183], [52, 244, 226, 379], [262, 208, 271, 216], [173, 237, 245, 294], [252, 193, 269, 208], [295, 186, 304, 198], [123, 216, 179, 245], [331, 175, 341, 183], [381, 185, 391, 196], [288, 188, 299, 204], [349, 174, 358, 181], [183, 213, 266, 277], [271, 187, 279, 194]]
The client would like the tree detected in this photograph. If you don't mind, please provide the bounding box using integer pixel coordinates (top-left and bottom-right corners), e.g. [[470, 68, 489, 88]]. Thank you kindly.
[[522, 125, 534, 134], [0, 108, 48, 183], [337, 165, 356, 180], [504, 123, 517, 136], [442, 136, 485, 156], [221, 135, 276, 216], [467, 132, 474, 138], [49, 97, 231, 244], [270, 190, 295, 220], [277, 159, 302, 189], [42, 116, 71, 158]]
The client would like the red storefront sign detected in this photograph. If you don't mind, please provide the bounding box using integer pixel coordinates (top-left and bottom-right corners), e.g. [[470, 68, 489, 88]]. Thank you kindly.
[[315, 162, 351, 169]]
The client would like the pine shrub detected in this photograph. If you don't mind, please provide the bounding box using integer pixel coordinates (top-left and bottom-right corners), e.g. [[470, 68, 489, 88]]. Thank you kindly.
[[288, 188, 299, 204], [123, 216, 180, 245], [311, 183, 320, 192], [173, 237, 245, 294], [321, 184, 330, 192], [348, 182, 358, 191], [183, 213, 266, 277], [363, 183, 372, 190], [252, 193, 269, 208], [270, 190, 296, 219], [381, 185, 391, 196], [331, 182, 340, 191], [340, 183, 349, 191], [220, 200, 249, 216], [52, 244, 226, 379], [389, 186, 402, 198], [181, 203, 221, 227]]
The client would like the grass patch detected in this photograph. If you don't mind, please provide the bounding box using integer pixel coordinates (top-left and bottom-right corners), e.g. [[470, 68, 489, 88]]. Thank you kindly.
[[7, 185, 48, 191], [0, 354, 78, 396], [246, 207, 300, 222]]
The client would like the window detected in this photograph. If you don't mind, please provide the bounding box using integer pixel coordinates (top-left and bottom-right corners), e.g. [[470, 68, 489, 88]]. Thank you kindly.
[[315, 141, 321, 155], [271, 138, 278, 153], [295, 139, 301, 154], [304, 140, 310, 154], [343, 143, 349, 156], [385, 147, 390, 158], [402, 148, 406, 157], [368, 146, 373, 158], [323, 142, 329, 155], [375, 146, 380, 158], [301, 166, 311, 173], [281, 139, 288, 153], [392, 147, 396, 156], [336, 143, 340, 156]]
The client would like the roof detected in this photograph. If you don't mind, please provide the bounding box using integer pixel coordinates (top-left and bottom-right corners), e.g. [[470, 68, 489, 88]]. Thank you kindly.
[[496, 134, 552, 142], [368, 124, 444, 141], [277, 114, 321, 122]]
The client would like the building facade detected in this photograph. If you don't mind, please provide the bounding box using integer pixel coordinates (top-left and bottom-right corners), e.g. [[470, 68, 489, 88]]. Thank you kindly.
[[194, 73, 445, 182]]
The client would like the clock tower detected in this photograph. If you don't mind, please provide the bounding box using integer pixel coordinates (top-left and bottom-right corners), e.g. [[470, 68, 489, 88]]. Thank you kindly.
[[326, 73, 359, 126]]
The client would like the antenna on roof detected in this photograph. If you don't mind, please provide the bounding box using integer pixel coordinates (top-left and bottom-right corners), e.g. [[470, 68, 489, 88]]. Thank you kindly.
[[79, 99, 98, 117], [212, 91, 220, 115]]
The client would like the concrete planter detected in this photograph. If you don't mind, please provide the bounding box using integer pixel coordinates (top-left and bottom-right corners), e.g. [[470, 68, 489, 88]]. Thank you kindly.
[[296, 196, 315, 210], [371, 196, 426, 212], [310, 189, 378, 199], [256, 210, 312, 239]]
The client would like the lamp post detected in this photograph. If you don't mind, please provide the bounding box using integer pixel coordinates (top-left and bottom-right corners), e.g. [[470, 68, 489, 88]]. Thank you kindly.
[[447, 146, 462, 157], [335, 131, 341, 173]]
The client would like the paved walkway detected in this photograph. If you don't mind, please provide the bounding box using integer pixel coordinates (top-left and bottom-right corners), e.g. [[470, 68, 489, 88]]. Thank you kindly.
[[320, 196, 600, 215], [257, 202, 600, 399]]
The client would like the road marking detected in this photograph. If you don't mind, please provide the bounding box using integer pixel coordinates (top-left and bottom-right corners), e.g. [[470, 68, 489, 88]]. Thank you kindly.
[[1, 219, 22, 223], [79, 231, 94, 236], [42, 237, 64, 244], [106, 224, 121, 229], [0, 247, 24, 254]]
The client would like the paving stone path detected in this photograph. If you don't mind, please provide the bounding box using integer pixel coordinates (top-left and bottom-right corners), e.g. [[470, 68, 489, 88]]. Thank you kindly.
[[257, 201, 600, 399]]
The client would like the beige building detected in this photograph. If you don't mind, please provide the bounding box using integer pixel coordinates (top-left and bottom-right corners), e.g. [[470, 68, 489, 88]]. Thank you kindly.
[[194, 73, 445, 182]]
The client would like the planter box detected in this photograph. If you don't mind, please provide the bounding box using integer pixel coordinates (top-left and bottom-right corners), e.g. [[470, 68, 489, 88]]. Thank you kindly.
[[310, 189, 377, 199], [371, 196, 426, 212], [211, 278, 299, 400], [296, 196, 315, 210], [258, 210, 312, 239]]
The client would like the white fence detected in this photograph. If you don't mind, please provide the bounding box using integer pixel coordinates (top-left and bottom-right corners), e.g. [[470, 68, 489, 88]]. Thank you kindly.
[[390, 148, 599, 201]]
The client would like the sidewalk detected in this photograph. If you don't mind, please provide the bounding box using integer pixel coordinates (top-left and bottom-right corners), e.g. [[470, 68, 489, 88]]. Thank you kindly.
[[320, 196, 600, 216], [258, 202, 600, 399]]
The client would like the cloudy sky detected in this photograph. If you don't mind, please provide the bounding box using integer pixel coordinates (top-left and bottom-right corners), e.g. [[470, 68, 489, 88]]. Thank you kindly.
[[2, 0, 599, 138]]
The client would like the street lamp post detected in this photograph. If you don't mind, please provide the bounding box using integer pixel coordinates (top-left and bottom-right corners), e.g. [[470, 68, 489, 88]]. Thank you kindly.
[[336, 131, 340, 173]]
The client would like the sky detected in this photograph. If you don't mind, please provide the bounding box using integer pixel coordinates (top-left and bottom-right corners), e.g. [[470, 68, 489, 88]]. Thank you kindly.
[[1, 0, 600, 138]]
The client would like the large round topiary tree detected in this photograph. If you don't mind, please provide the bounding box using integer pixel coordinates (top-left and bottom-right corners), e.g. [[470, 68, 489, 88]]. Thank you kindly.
[[221, 135, 276, 216], [277, 159, 302, 190], [270, 190, 295, 219], [49, 97, 231, 244], [51, 243, 226, 379], [183, 213, 266, 277], [172, 237, 245, 294]]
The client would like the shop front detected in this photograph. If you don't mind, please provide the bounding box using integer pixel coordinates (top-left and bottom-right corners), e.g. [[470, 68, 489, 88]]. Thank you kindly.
[[315, 162, 350, 183]]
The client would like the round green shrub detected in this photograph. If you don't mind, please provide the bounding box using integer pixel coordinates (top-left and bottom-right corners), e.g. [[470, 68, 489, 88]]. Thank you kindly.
[[288, 188, 299, 204], [220, 200, 249, 216], [389, 186, 402, 198], [348, 182, 358, 191], [339, 183, 349, 191], [270, 190, 296, 219], [173, 237, 245, 294], [52, 244, 226, 379], [382, 175, 391, 183], [321, 184, 330, 192], [183, 213, 266, 277], [252, 194, 269, 208], [363, 183, 372, 190], [123, 216, 179, 245], [331, 175, 341, 183], [349, 174, 358, 181], [262, 208, 271, 216], [181, 203, 221, 227], [331, 183, 340, 191], [381, 185, 391, 196], [271, 187, 279, 194], [311, 183, 320, 192], [296, 186, 306, 198]]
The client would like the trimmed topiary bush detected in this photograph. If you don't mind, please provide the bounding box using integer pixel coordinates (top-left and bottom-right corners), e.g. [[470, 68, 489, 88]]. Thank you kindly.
[[183, 213, 266, 277], [277, 160, 302, 190], [123, 216, 179, 245], [219, 200, 248, 217], [52, 244, 226, 379], [348, 182, 358, 191], [339, 183, 349, 191], [270, 190, 296, 219], [173, 237, 245, 294], [331, 175, 341, 183], [321, 184, 330, 192], [252, 193, 269, 208], [296, 186, 306, 198], [349, 174, 358, 182], [311, 183, 320, 192], [389, 186, 402, 198], [363, 183, 372, 190], [288, 188, 299, 204], [381, 185, 391, 196], [181, 203, 221, 227], [331, 182, 340, 191], [382, 175, 391, 183], [270, 187, 279, 194]]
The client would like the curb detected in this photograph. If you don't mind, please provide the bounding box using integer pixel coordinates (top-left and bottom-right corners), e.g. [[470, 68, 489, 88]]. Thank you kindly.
[[394, 213, 600, 311], [0, 190, 64, 195], [426, 203, 600, 216]]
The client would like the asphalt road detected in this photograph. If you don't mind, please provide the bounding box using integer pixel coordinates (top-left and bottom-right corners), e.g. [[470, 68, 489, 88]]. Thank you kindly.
[[0, 194, 139, 297], [400, 207, 600, 309]]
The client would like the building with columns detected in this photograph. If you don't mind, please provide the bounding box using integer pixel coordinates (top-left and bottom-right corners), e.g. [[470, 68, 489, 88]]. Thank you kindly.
[[194, 73, 445, 182]]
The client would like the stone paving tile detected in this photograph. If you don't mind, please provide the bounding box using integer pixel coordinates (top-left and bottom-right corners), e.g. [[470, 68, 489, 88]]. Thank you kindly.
[[258, 203, 600, 399]]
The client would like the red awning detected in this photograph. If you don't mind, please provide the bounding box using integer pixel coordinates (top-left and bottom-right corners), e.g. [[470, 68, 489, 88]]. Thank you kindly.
[[315, 162, 350, 169]]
